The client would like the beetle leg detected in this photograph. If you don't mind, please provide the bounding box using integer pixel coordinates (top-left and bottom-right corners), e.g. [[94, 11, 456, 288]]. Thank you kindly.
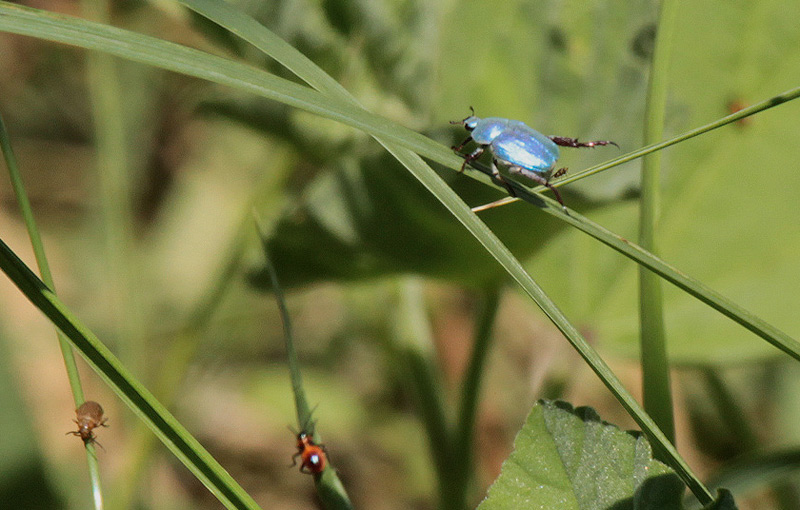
[[451, 135, 474, 153], [548, 136, 618, 149], [88, 437, 105, 451], [290, 451, 300, 468], [490, 161, 517, 197], [456, 146, 485, 173], [508, 166, 567, 212]]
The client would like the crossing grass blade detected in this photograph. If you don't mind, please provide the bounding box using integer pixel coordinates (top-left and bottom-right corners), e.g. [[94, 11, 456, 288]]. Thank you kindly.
[[0, 237, 263, 510]]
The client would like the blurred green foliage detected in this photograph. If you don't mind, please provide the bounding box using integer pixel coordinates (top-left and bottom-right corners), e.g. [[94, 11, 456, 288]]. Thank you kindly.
[[1, 0, 799, 508]]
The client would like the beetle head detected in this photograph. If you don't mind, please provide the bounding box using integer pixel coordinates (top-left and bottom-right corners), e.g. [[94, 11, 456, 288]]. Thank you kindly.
[[450, 106, 478, 131]]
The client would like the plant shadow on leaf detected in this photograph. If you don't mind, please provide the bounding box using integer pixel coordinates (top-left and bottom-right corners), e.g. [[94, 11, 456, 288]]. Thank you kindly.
[[249, 135, 612, 290]]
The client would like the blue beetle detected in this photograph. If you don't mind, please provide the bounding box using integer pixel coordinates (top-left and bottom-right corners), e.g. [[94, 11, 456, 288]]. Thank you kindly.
[[451, 108, 616, 211]]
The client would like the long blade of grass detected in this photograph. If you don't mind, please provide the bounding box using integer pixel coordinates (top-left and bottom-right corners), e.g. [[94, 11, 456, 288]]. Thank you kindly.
[[0, 2, 455, 166], [0, 237, 262, 510], [480, 173, 800, 362], [256, 226, 353, 510], [0, 112, 104, 507], [552, 87, 800, 189], [2, 0, 798, 217], [378, 145, 713, 504], [638, 0, 679, 446]]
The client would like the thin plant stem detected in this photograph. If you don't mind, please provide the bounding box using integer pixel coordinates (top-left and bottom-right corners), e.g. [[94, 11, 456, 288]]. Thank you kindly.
[[0, 236, 263, 510], [447, 285, 502, 510], [257, 217, 353, 510], [0, 112, 105, 505], [393, 279, 450, 487]]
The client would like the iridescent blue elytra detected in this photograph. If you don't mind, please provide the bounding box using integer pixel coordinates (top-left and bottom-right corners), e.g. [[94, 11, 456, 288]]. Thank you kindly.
[[451, 108, 616, 211]]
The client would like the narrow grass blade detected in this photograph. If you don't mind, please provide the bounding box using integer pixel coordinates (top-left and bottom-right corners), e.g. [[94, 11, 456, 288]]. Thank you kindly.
[[256, 218, 353, 510], [0, 112, 105, 504], [0, 238, 262, 510], [378, 145, 713, 504], [638, 0, 679, 445], [0, 1, 457, 169], [553, 87, 800, 188]]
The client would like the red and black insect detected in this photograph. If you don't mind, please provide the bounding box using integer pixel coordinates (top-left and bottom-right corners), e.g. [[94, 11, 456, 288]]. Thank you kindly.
[[291, 431, 327, 475], [67, 400, 108, 448]]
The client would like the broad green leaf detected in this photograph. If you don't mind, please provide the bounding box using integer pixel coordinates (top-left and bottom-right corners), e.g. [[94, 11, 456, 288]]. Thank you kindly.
[[477, 400, 685, 510], [252, 147, 602, 288], [517, 0, 800, 364]]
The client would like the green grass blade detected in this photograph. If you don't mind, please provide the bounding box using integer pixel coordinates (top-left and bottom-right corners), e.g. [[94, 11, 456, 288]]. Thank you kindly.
[[0, 1, 455, 168], [553, 86, 800, 189], [0, 237, 262, 510], [256, 218, 353, 510], [378, 145, 713, 504], [0, 112, 105, 504], [638, 0, 679, 446], [0, 108, 86, 403], [178, 0, 354, 102], [481, 177, 800, 363]]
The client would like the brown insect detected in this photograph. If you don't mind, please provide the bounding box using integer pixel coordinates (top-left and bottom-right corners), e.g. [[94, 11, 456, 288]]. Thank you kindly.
[[67, 400, 108, 448]]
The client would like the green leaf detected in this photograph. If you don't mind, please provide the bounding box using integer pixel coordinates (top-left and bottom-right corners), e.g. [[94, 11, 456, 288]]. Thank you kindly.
[[252, 149, 585, 288], [524, 0, 800, 365], [477, 400, 685, 510]]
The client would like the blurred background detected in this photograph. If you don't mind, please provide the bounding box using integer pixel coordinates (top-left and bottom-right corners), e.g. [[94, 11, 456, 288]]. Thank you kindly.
[[1, 0, 800, 508]]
